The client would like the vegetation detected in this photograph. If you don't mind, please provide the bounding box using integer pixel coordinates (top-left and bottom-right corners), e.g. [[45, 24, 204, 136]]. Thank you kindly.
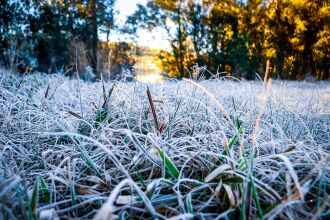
[[1, 0, 329, 219], [1, 0, 329, 80], [0, 0, 116, 77], [0, 70, 329, 219], [126, 0, 330, 80]]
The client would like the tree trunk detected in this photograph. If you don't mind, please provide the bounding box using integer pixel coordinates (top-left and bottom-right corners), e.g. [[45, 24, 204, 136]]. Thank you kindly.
[[275, 0, 285, 79], [88, 0, 99, 79], [177, 2, 185, 78]]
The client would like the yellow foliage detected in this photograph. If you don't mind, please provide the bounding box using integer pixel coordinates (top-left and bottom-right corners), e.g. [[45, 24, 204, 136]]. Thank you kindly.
[[225, 64, 231, 73], [319, 6, 330, 18], [266, 48, 276, 58], [289, 0, 307, 8], [294, 17, 307, 33], [313, 27, 330, 59]]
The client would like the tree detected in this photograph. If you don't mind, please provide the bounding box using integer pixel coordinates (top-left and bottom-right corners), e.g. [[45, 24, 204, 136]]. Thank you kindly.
[[1, 0, 329, 80], [0, 0, 116, 77], [0, 0, 38, 70], [35, 0, 116, 77], [126, 0, 191, 78], [125, 0, 329, 80], [263, 0, 330, 79], [126, 0, 260, 79]]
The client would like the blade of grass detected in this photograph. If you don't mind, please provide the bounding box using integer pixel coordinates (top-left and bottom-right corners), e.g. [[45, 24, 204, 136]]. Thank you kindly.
[[77, 144, 101, 177], [146, 178, 175, 199], [67, 111, 83, 119], [44, 83, 50, 99], [39, 176, 50, 203], [232, 97, 241, 129], [222, 177, 243, 184], [147, 87, 159, 131], [186, 194, 193, 213], [70, 181, 77, 215], [155, 146, 179, 179], [211, 124, 244, 171], [29, 180, 38, 220], [205, 164, 231, 183], [250, 174, 264, 218], [102, 77, 107, 105], [223, 184, 237, 208], [134, 166, 147, 189]]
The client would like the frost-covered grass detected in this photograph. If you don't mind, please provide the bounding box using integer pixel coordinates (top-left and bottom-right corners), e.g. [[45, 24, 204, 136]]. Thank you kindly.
[[0, 70, 329, 220]]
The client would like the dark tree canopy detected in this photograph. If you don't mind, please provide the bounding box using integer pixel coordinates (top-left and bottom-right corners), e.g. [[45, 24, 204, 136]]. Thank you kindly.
[[0, 0, 116, 78]]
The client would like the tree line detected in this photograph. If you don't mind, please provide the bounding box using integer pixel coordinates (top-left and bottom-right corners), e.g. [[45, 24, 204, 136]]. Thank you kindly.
[[126, 0, 330, 80], [1, 0, 329, 80], [0, 0, 118, 79]]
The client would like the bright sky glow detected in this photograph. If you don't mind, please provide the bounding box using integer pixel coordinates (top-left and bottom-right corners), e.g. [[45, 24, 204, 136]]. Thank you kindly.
[[105, 0, 170, 50], [115, 0, 147, 24]]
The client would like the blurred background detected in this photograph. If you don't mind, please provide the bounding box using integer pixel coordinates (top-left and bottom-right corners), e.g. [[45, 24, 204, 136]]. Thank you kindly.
[[0, 0, 329, 81]]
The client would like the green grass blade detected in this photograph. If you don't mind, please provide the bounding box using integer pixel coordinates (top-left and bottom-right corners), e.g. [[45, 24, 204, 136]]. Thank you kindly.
[[211, 124, 244, 171], [134, 166, 147, 189], [146, 178, 175, 199], [29, 180, 38, 220], [70, 182, 76, 207], [74, 141, 101, 177], [228, 125, 244, 150], [250, 175, 264, 218], [222, 177, 244, 184], [94, 109, 108, 129], [155, 146, 179, 179], [39, 177, 50, 203]]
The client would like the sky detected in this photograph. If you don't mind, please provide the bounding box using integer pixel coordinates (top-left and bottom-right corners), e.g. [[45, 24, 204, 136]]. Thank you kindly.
[[115, 0, 147, 24], [105, 0, 170, 50]]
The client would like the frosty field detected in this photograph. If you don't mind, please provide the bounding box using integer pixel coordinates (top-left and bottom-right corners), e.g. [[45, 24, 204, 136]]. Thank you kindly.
[[0, 71, 329, 219]]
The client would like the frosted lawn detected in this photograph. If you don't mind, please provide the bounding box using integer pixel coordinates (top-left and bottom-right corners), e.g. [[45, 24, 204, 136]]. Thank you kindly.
[[0, 71, 329, 219]]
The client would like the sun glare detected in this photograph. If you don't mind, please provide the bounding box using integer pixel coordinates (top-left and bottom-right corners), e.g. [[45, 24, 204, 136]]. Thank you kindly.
[[135, 73, 163, 83], [134, 54, 164, 83]]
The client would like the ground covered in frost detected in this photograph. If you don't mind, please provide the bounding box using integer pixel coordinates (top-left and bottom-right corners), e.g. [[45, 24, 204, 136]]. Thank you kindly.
[[0, 70, 329, 219]]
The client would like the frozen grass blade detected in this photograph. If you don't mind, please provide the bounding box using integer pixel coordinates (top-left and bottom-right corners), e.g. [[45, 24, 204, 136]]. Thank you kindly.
[[147, 86, 159, 131], [205, 164, 232, 183], [39, 176, 50, 203], [101, 81, 116, 109], [70, 182, 76, 209], [146, 178, 175, 199], [134, 166, 147, 189], [29, 180, 38, 220], [211, 124, 244, 171], [44, 83, 50, 99], [155, 146, 180, 179], [67, 110, 83, 119], [185, 194, 193, 213]]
